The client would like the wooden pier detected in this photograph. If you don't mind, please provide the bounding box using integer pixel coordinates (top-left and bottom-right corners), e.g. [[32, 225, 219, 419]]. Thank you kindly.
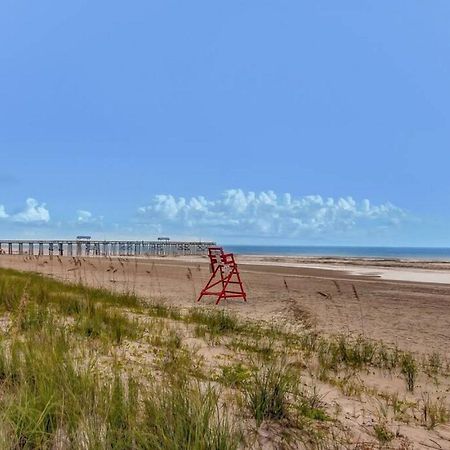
[[0, 240, 215, 257]]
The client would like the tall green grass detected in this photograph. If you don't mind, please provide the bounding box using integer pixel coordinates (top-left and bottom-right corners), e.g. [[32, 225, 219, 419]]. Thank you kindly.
[[74, 303, 139, 344], [0, 268, 241, 449], [187, 309, 240, 336], [0, 312, 239, 449], [0, 267, 140, 314], [244, 360, 292, 426], [143, 380, 240, 449]]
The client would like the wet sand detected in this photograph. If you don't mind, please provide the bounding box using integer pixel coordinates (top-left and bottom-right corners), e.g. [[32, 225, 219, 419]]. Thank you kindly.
[[0, 254, 449, 357], [237, 254, 450, 284]]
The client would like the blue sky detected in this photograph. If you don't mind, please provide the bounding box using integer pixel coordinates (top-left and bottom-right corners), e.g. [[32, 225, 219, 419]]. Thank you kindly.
[[1, 1, 449, 246]]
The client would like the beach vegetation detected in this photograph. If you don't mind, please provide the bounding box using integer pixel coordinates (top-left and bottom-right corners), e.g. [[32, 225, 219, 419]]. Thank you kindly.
[[401, 353, 417, 392], [244, 360, 293, 426], [373, 422, 395, 444], [420, 394, 449, 429]]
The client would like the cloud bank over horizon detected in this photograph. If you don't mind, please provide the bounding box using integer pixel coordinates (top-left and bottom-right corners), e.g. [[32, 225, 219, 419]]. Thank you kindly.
[[137, 189, 407, 240], [0, 190, 411, 243]]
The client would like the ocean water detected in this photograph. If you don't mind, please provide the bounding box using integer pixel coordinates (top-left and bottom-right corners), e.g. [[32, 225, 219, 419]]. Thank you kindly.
[[224, 245, 450, 261]]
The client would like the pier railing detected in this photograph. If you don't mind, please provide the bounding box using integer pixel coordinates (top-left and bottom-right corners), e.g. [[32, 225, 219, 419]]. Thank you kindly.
[[0, 240, 215, 257]]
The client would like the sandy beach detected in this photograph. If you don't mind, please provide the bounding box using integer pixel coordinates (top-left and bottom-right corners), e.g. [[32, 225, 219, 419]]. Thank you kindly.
[[1, 253, 450, 448], [1, 253, 449, 357]]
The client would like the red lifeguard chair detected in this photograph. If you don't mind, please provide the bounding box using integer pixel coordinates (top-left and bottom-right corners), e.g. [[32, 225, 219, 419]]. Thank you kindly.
[[197, 247, 247, 305]]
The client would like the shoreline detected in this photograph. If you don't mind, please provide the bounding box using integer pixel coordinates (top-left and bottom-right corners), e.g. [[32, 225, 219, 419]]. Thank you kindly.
[[224, 245, 450, 261], [237, 254, 450, 285], [237, 253, 450, 266]]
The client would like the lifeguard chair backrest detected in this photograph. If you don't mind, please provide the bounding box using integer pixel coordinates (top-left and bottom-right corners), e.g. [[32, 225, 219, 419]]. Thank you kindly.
[[221, 252, 235, 265], [208, 247, 225, 272]]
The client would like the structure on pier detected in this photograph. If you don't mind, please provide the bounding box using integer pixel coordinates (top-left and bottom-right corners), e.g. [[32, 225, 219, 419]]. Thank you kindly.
[[0, 240, 215, 258]]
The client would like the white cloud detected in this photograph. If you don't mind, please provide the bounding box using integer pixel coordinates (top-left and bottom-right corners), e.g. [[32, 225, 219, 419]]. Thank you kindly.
[[0, 205, 8, 219], [77, 210, 93, 223], [76, 209, 103, 225], [12, 198, 50, 223], [137, 189, 407, 238]]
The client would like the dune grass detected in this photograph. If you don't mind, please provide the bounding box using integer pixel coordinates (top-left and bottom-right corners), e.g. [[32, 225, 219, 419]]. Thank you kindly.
[[0, 328, 239, 449], [0, 268, 241, 449], [244, 360, 293, 426]]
